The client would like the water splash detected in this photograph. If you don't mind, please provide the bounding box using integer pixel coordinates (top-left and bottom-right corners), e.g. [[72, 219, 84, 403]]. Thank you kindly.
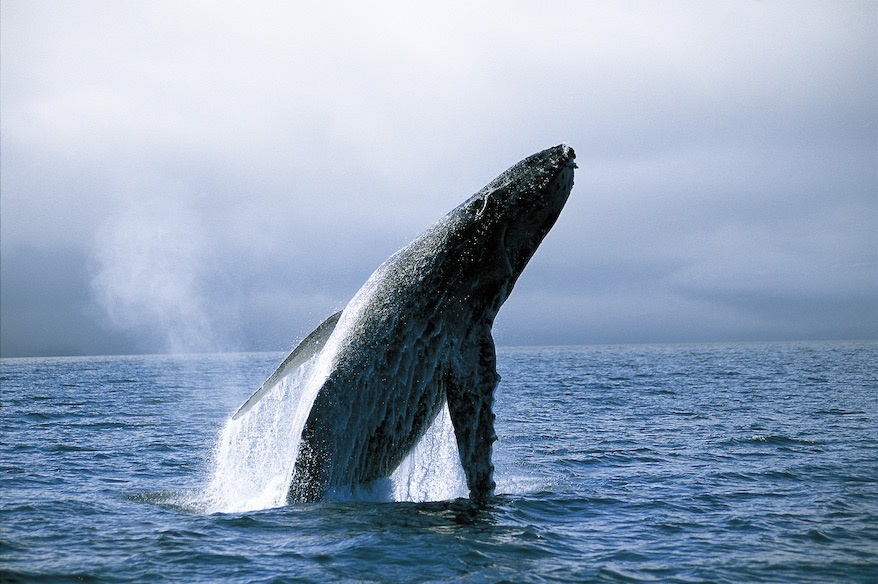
[[323, 404, 468, 503], [196, 258, 469, 513], [199, 354, 322, 513], [388, 404, 467, 502], [198, 355, 466, 513]]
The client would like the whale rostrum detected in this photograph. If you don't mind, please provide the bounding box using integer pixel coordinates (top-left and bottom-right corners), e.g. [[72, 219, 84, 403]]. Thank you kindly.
[[234, 144, 576, 504]]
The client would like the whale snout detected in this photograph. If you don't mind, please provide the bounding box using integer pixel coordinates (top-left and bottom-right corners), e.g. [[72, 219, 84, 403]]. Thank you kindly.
[[542, 144, 576, 209], [495, 145, 576, 289], [560, 144, 578, 172]]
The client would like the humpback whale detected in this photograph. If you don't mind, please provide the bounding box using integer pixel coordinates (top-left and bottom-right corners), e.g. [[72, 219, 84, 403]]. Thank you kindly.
[[233, 144, 576, 504]]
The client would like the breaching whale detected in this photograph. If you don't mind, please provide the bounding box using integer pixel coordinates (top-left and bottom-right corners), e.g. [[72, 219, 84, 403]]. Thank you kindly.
[[233, 144, 576, 504]]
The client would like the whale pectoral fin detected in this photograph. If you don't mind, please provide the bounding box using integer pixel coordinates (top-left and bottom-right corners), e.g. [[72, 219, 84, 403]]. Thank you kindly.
[[232, 311, 343, 420], [446, 331, 499, 505]]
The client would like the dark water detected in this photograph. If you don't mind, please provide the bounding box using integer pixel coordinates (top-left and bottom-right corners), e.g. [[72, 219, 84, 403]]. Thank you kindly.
[[2, 342, 876, 582]]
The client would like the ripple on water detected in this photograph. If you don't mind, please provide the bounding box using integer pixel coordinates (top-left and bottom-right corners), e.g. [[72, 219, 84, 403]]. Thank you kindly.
[[1, 342, 876, 582]]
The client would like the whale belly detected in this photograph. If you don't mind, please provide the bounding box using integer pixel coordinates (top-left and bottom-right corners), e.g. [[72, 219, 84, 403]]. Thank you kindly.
[[288, 334, 450, 501]]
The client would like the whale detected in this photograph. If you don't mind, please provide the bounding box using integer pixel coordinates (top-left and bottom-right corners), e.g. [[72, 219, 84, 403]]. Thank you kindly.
[[233, 144, 576, 504]]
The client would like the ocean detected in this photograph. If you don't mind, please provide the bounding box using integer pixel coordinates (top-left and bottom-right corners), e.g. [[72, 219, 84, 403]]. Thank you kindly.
[[1, 341, 876, 582]]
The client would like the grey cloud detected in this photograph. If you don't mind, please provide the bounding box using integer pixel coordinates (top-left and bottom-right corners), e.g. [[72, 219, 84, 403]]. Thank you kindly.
[[1, 0, 875, 357]]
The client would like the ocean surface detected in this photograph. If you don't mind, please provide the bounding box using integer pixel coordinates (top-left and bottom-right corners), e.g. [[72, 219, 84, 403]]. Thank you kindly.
[[1, 341, 876, 582]]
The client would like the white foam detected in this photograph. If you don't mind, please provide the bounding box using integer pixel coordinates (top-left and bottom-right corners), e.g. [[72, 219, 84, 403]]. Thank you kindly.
[[388, 402, 468, 502], [200, 377, 467, 512], [322, 402, 468, 503], [198, 353, 323, 513]]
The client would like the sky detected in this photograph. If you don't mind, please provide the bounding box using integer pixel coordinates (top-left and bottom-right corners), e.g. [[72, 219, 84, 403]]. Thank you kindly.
[[1, 0, 876, 358]]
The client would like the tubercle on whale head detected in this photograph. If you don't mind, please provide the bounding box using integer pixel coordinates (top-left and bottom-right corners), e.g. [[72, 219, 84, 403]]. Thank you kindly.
[[443, 144, 576, 320]]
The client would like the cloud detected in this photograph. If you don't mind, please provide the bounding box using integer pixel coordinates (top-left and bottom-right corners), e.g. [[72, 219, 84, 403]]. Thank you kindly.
[[1, 0, 875, 356]]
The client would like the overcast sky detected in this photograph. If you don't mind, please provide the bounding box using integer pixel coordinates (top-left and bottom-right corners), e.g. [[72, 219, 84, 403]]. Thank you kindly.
[[1, 0, 875, 357]]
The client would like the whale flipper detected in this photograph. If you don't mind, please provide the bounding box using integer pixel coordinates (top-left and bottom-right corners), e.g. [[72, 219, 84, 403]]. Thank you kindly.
[[232, 311, 342, 420], [445, 328, 499, 504]]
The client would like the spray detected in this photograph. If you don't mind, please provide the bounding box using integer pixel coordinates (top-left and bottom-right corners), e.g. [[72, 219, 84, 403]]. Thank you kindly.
[[90, 198, 224, 353]]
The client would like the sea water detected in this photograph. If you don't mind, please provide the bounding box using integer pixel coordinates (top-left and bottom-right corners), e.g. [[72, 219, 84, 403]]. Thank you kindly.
[[1, 342, 876, 582]]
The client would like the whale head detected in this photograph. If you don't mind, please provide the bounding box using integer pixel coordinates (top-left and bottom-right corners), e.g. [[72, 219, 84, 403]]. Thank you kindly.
[[436, 144, 576, 323]]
